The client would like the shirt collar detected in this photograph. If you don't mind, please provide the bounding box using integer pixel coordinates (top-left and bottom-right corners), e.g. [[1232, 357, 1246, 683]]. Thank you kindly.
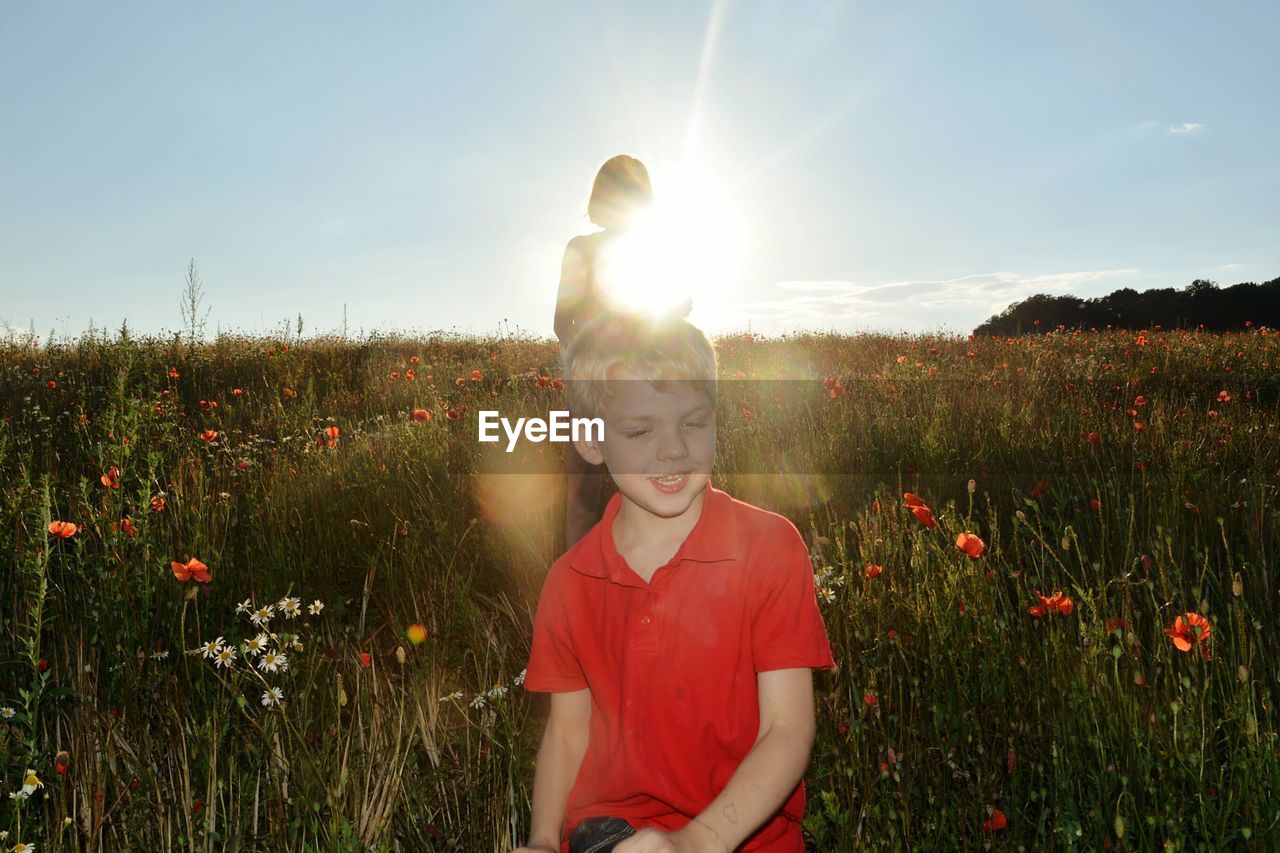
[[570, 483, 739, 582]]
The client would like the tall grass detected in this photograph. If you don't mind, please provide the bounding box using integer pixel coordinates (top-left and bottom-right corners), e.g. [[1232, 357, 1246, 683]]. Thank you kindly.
[[1, 325, 1277, 849]]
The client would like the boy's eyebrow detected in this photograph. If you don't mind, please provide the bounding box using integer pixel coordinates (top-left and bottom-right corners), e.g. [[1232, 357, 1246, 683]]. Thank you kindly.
[[609, 404, 713, 424]]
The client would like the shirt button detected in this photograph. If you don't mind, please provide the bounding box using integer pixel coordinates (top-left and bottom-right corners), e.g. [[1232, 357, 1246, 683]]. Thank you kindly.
[[641, 616, 651, 625]]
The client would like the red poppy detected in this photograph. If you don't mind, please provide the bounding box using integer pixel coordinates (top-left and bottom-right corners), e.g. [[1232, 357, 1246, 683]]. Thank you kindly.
[[232, 388, 243, 396], [903, 492, 926, 508], [326, 426, 340, 440], [359, 652, 372, 669], [864, 692, 878, 707], [910, 505, 938, 529], [1217, 390, 1231, 403], [410, 355, 420, 364], [48, 520, 79, 538], [550, 379, 564, 391], [412, 408, 432, 423], [1030, 480, 1049, 500], [865, 563, 883, 579], [1105, 617, 1127, 634], [454, 377, 465, 387], [55, 750, 70, 776], [168, 367, 180, 378], [955, 532, 985, 558], [1028, 590, 1074, 617], [200, 429, 218, 443], [38, 658, 49, 672], [47, 379, 58, 389], [1089, 498, 1102, 512], [171, 557, 212, 583], [151, 495, 167, 512], [405, 369, 416, 381], [111, 518, 137, 538], [446, 408, 461, 421], [470, 369, 483, 382], [389, 371, 401, 380], [982, 809, 1008, 832], [1164, 612, 1211, 659], [100, 466, 121, 489]]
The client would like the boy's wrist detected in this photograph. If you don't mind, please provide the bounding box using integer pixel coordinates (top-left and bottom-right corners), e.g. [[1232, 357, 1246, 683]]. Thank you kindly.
[[677, 816, 730, 853]]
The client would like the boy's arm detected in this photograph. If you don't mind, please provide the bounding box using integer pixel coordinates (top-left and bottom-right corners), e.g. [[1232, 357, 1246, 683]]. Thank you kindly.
[[523, 687, 593, 851], [657, 668, 816, 853]]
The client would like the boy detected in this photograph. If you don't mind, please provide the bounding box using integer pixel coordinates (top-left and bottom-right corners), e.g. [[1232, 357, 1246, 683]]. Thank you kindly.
[[518, 312, 836, 852]]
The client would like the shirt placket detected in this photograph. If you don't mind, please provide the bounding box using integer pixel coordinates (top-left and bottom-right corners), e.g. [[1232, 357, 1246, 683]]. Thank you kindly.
[[634, 585, 659, 652]]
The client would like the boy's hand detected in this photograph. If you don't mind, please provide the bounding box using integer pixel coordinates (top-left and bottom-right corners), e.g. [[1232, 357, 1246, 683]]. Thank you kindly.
[[615, 826, 724, 853], [513, 844, 558, 853]]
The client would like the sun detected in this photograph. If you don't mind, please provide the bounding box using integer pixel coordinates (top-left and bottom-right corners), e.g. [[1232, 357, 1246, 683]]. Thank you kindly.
[[594, 164, 746, 323]]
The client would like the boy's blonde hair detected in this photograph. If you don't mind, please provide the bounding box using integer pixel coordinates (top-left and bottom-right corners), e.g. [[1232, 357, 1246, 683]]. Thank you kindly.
[[564, 310, 717, 420]]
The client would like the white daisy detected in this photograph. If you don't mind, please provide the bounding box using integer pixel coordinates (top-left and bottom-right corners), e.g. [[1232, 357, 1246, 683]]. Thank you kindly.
[[438, 690, 463, 703], [487, 684, 509, 700], [250, 605, 274, 626], [514, 668, 526, 687], [818, 588, 836, 604], [278, 597, 302, 619], [469, 694, 487, 710], [8, 789, 29, 801], [308, 599, 324, 615], [242, 634, 268, 656], [14, 841, 36, 853], [261, 686, 284, 707], [290, 636, 303, 652], [234, 598, 253, 615], [257, 650, 287, 673], [150, 650, 169, 661], [1, 706, 15, 719], [214, 646, 236, 668], [198, 638, 224, 659]]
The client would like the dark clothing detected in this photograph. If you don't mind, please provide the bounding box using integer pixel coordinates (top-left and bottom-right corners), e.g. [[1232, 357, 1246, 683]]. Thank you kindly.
[[568, 817, 637, 853]]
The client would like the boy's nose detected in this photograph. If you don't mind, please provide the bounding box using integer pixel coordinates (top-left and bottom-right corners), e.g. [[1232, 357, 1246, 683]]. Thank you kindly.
[[656, 430, 689, 461]]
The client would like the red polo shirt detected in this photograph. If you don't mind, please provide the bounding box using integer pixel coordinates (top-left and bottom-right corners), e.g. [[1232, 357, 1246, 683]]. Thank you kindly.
[[525, 484, 836, 852]]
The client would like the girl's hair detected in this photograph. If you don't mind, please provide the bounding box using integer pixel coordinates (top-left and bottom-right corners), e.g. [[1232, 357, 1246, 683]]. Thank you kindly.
[[564, 310, 717, 420], [586, 155, 653, 230]]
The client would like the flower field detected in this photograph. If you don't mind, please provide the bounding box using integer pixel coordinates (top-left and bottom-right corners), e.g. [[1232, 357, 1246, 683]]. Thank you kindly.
[[1, 324, 1278, 850]]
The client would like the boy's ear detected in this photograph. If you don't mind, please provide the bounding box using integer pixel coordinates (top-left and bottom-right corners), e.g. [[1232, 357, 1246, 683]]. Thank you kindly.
[[573, 434, 605, 466]]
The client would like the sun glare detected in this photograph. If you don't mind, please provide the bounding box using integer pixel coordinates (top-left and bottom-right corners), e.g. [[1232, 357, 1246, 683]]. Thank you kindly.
[[595, 166, 745, 323]]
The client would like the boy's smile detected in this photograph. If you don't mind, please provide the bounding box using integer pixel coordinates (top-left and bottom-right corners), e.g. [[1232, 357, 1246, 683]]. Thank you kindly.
[[572, 368, 716, 540]]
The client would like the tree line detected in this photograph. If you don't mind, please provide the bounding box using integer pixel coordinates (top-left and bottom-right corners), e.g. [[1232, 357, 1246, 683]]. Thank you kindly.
[[973, 276, 1280, 335]]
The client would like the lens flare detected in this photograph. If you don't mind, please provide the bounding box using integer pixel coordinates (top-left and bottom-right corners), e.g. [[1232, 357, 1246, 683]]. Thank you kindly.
[[596, 167, 745, 323]]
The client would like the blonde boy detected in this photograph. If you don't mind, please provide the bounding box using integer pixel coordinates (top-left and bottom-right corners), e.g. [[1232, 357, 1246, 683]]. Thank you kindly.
[[518, 311, 835, 853]]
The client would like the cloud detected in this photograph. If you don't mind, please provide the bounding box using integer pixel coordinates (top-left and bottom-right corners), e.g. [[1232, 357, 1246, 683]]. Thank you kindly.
[[1169, 123, 1204, 134], [744, 269, 1138, 333], [0, 324, 39, 345], [1220, 263, 1242, 270]]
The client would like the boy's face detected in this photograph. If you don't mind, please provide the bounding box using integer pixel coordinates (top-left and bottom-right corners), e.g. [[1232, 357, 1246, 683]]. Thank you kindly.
[[575, 369, 716, 524]]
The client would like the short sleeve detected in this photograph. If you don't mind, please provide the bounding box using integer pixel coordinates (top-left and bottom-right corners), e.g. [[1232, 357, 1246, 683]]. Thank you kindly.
[[749, 522, 837, 673], [524, 565, 589, 693]]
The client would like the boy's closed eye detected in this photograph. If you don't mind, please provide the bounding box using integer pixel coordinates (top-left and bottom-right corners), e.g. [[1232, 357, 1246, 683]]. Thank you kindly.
[[622, 420, 707, 439]]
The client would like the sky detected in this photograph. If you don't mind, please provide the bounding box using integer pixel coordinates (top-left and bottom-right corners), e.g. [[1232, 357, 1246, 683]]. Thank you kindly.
[[2, 1, 1277, 342]]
